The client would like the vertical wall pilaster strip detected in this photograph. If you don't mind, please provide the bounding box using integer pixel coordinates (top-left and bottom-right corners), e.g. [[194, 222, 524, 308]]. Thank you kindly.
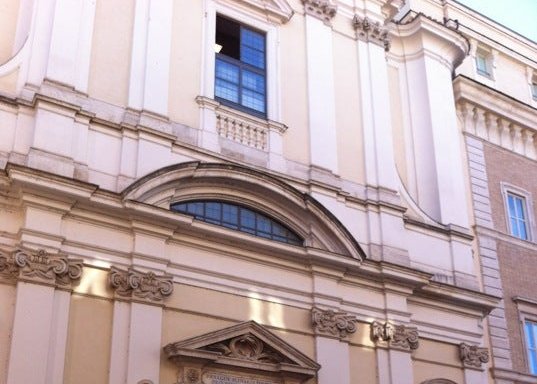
[[125, 303, 163, 384], [315, 337, 351, 384], [22, 0, 56, 88], [304, 15, 338, 173], [388, 349, 414, 384], [108, 301, 131, 384], [45, 290, 71, 384], [46, 0, 96, 90], [465, 135, 513, 370], [128, 0, 150, 111], [142, 0, 173, 116], [7, 283, 56, 384]]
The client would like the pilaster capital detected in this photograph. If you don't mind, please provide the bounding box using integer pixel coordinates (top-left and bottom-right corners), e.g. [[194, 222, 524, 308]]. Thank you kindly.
[[311, 307, 357, 339], [353, 15, 391, 51], [459, 343, 489, 368], [0, 248, 83, 288], [370, 320, 419, 351], [301, 0, 337, 24], [109, 266, 174, 303]]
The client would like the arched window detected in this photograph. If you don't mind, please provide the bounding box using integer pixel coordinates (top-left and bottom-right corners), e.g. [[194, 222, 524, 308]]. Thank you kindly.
[[171, 200, 303, 246]]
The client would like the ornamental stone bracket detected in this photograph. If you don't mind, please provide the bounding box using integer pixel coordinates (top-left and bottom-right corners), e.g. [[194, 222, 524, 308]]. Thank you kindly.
[[311, 307, 358, 339], [459, 343, 489, 368], [370, 321, 419, 351], [353, 15, 391, 51], [301, 0, 337, 25], [109, 266, 174, 303], [0, 248, 83, 288]]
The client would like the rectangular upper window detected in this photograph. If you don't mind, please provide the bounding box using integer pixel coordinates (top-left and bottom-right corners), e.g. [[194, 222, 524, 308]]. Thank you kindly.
[[525, 320, 537, 374], [475, 51, 491, 77], [507, 192, 529, 240], [531, 81, 537, 100], [214, 15, 266, 117]]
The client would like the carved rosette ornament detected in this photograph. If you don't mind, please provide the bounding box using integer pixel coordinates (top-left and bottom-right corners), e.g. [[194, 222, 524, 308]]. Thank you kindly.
[[109, 266, 173, 302], [459, 343, 489, 368], [201, 334, 293, 364], [0, 248, 83, 287], [371, 321, 419, 351], [311, 307, 358, 339], [353, 15, 391, 51], [301, 0, 337, 24]]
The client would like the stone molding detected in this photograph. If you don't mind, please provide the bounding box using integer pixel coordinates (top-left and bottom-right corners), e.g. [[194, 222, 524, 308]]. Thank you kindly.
[[311, 307, 357, 339], [459, 343, 489, 368], [353, 15, 391, 51], [109, 266, 173, 302], [301, 0, 337, 24], [0, 248, 83, 287], [371, 321, 419, 351]]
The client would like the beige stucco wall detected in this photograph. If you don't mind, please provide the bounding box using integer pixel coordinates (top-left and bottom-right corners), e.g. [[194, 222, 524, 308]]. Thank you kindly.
[[388, 63, 408, 188], [280, 15, 309, 165], [168, 0, 203, 128], [412, 339, 465, 384], [87, 0, 134, 107], [333, 31, 364, 184], [63, 294, 114, 384]]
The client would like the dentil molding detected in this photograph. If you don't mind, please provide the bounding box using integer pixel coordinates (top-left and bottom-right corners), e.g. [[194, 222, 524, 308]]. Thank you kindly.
[[301, 0, 337, 24], [311, 307, 358, 339], [0, 248, 83, 287], [371, 320, 419, 351], [109, 266, 174, 302], [459, 343, 489, 368]]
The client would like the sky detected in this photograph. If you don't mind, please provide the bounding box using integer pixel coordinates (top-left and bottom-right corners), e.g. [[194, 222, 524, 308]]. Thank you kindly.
[[456, 0, 537, 43]]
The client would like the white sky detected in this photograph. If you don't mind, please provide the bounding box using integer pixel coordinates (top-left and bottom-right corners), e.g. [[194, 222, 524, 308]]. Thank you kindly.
[[456, 0, 537, 43]]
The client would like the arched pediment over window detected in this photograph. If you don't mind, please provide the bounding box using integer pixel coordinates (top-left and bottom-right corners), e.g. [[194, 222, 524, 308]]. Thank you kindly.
[[217, 0, 294, 24], [421, 379, 458, 384], [122, 162, 366, 261]]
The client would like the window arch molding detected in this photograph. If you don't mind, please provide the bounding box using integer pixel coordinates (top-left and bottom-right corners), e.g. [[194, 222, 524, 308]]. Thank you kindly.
[[420, 380, 458, 384], [122, 162, 366, 260]]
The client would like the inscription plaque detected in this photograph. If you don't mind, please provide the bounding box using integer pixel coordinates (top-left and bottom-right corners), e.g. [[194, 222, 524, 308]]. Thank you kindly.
[[202, 372, 279, 384]]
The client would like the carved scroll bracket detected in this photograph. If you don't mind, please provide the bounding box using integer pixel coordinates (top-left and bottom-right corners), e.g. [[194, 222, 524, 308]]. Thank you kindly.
[[302, 0, 337, 25], [0, 248, 83, 288], [459, 343, 489, 368], [109, 266, 174, 303], [311, 307, 358, 340], [371, 321, 419, 351], [353, 15, 391, 51]]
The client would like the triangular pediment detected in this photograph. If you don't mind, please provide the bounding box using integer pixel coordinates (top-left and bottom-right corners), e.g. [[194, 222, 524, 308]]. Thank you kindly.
[[218, 0, 294, 24], [164, 321, 319, 378]]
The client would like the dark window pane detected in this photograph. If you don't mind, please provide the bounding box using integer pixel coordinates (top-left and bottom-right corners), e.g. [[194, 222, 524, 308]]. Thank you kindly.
[[240, 209, 256, 229], [242, 70, 265, 93], [242, 89, 265, 113], [216, 16, 240, 59], [215, 79, 239, 103], [170, 201, 302, 246], [222, 204, 238, 224], [241, 28, 264, 51], [216, 59, 239, 83]]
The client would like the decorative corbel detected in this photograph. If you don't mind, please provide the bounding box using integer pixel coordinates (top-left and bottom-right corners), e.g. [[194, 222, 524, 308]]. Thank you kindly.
[[459, 343, 489, 368], [302, 0, 337, 25], [370, 320, 419, 351], [311, 307, 358, 339], [109, 266, 174, 302], [352, 15, 391, 51], [0, 248, 83, 287]]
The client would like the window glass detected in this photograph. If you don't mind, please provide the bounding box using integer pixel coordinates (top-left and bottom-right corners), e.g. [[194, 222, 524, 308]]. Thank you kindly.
[[476, 52, 491, 77], [215, 15, 266, 115], [507, 192, 529, 240], [532, 82, 537, 100], [525, 321, 537, 374], [171, 201, 302, 246]]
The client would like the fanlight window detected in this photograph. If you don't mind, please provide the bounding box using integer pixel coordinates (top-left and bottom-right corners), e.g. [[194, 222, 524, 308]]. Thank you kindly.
[[171, 201, 303, 246]]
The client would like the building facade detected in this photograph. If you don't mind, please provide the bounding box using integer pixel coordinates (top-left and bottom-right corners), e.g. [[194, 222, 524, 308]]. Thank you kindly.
[[0, 0, 534, 383]]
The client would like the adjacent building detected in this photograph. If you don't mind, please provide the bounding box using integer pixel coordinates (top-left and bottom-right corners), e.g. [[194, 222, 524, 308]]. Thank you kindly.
[[0, 0, 534, 383]]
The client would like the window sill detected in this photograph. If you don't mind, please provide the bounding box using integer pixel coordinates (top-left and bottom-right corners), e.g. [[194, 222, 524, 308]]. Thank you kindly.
[[196, 96, 287, 151]]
